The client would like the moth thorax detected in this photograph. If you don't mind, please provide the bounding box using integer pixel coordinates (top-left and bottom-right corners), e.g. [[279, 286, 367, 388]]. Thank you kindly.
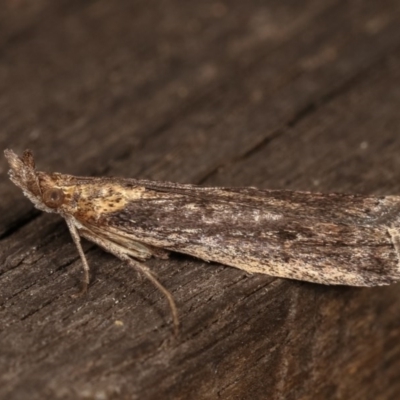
[[42, 188, 65, 208]]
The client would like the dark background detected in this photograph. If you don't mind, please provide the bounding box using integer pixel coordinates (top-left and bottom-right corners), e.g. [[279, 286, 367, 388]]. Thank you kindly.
[[1, 1, 400, 399]]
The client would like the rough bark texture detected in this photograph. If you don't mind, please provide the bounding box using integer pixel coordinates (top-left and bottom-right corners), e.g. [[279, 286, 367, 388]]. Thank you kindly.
[[1, 1, 400, 399]]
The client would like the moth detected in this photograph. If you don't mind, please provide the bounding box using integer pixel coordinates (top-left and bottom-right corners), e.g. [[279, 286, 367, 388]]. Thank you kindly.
[[5, 149, 400, 333]]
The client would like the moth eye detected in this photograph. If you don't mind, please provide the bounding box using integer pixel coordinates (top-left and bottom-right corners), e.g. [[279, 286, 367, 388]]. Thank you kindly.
[[42, 188, 65, 208]]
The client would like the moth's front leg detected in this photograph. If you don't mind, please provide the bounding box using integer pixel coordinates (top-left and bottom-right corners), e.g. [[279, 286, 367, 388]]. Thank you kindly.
[[65, 217, 91, 297]]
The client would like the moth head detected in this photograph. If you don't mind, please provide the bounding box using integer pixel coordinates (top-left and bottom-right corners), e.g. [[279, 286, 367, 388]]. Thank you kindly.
[[4, 149, 67, 213]]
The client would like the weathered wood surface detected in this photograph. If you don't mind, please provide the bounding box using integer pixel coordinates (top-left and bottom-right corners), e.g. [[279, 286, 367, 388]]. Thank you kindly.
[[1, 1, 400, 399]]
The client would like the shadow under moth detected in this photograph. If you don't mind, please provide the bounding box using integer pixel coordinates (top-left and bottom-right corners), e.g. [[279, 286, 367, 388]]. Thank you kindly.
[[5, 149, 400, 334]]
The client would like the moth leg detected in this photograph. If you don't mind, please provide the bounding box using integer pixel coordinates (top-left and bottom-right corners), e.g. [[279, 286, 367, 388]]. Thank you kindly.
[[119, 254, 179, 336], [65, 217, 90, 297], [75, 226, 179, 335]]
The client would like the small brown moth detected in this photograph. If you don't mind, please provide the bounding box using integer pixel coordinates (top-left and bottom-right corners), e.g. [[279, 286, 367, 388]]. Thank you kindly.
[[5, 149, 400, 333]]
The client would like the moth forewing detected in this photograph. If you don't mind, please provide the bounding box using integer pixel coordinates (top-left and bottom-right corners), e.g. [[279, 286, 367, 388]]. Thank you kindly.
[[92, 186, 400, 287], [4, 149, 400, 334]]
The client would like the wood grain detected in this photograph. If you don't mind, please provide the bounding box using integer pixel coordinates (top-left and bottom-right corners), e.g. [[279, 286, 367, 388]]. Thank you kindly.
[[1, 0, 400, 399]]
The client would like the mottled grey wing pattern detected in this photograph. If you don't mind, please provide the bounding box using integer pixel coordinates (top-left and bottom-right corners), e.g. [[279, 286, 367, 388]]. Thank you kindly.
[[89, 180, 400, 286]]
